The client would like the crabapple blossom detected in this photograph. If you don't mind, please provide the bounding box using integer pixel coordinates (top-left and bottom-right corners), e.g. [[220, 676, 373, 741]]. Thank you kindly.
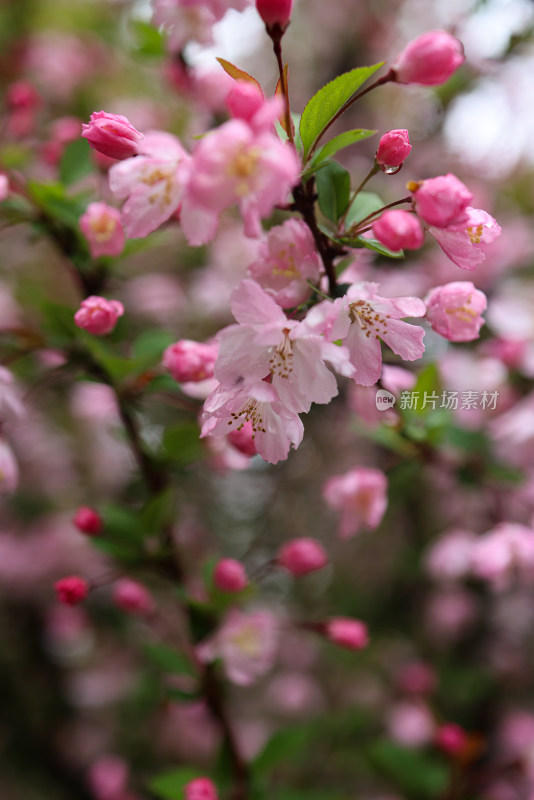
[[82, 111, 144, 160], [392, 31, 465, 86], [55, 576, 89, 606], [425, 282, 487, 342], [429, 207, 502, 270], [424, 529, 477, 583], [225, 81, 283, 135], [197, 609, 278, 686], [162, 340, 218, 383], [112, 579, 155, 616], [0, 437, 19, 494], [180, 120, 300, 244], [72, 506, 102, 536], [435, 723, 468, 756], [325, 617, 369, 650], [74, 296, 124, 336], [314, 282, 425, 386], [323, 467, 388, 539], [277, 538, 329, 577], [109, 131, 190, 239], [153, 0, 250, 52], [375, 129, 412, 170], [0, 367, 25, 421], [0, 174, 9, 202], [184, 777, 219, 800], [396, 662, 437, 695], [87, 756, 129, 800], [372, 210, 424, 252], [469, 523, 534, 591], [387, 701, 435, 747], [79, 202, 125, 258], [213, 558, 248, 592], [409, 174, 473, 229], [248, 219, 322, 308], [256, 0, 292, 30]]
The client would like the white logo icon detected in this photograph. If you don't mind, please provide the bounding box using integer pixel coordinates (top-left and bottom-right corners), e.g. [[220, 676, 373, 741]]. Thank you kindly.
[[375, 389, 396, 410]]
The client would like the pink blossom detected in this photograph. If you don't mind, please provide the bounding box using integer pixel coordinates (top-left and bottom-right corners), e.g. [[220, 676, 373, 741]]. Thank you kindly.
[[425, 282, 487, 342], [429, 208, 502, 270], [0, 174, 9, 202], [435, 723, 468, 756], [0, 367, 25, 421], [197, 609, 278, 686], [248, 219, 322, 308], [112, 579, 155, 616], [470, 523, 534, 591], [410, 174, 473, 229], [6, 79, 41, 110], [278, 538, 329, 577], [325, 617, 369, 650], [55, 575, 90, 606], [87, 756, 129, 800], [180, 120, 300, 245], [74, 296, 124, 336], [79, 202, 125, 258], [256, 0, 292, 29], [323, 466, 388, 539], [424, 529, 477, 583], [376, 129, 412, 170], [163, 340, 218, 383], [387, 701, 435, 747], [109, 131, 190, 239], [213, 558, 248, 592], [82, 111, 144, 160], [153, 0, 249, 52], [72, 506, 102, 536], [184, 777, 219, 800], [372, 210, 424, 252], [0, 437, 19, 494], [392, 31, 465, 86], [316, 282, 425, 386], [396, 662, 436, 695], [226, 82, 283, 135]]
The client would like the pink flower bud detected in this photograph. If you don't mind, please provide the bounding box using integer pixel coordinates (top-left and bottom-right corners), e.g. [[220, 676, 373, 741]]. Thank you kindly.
[[162, 340, 218, 383], [73, 505, 102, 536], [435, 723, 468, 756], [81, 111, 144, 160], [0, 437, 19, 494], [55, 576, 89, 606], [278, 538, 329, 577], [87, 756, 129, 800], [325, 617, 369, 650], [376, 129, 412, 170], [112, 579, 155, 616], [74, 296, 124, 336], [213, 558, 248, 593], [79, 202, 125, 259], [6, 80, 41, 110], [408, 173, 473, 229], [392, 30, 465, 86], [226, 82, 264, 123], [372, 210, 424, 252], [425, 282, 487, 342], [184, 777, 219, 800], [256, 0, 292, 30]]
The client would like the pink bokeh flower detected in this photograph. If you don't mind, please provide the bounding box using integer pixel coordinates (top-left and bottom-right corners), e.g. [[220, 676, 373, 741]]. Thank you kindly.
[[72, 506, 102, 536], [112, 579, 155, 617], [0, 437, 19, 494], [470, 523, 534, 591], [163, 340, 218, 383], [79, 202, 125, 258], [277, 538, 329, 577], [55, 575, 90, 606], [325, 617, 369, 650], [323, 466, 388, 539], [184, 777, 219, 800], [425, 282, 487, 342], [74, 296, 124, 336], [213, 558, 248, 593]]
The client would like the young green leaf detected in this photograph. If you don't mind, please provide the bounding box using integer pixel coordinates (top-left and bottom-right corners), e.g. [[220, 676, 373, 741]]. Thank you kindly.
[[59, 139, 93, 187], [308, 129, 376, 173], [315, 161, 351, 222]]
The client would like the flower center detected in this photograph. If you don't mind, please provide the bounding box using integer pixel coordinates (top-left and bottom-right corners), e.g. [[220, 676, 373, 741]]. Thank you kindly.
[[90, 214, 116, 242], [348, 300, 387, 340], [227, 148, 260, 197], [269, 329, 293, 379], [466, 223, 484, 244], [229, 399, 266, 436]]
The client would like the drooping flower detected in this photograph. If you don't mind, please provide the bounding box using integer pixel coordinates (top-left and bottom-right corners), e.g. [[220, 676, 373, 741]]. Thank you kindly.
[[248, 219, 322, 308], [79, 202, 125, 258], [109, 131, 190, 239], [429, 207, 501, 270], [82, 111, 144, 160], [197, 608, 278, 686], [409, 174, 473, 229], [425, 282, 487, 342], [180, 120, 300, 245], [323, 466, 388, 539]]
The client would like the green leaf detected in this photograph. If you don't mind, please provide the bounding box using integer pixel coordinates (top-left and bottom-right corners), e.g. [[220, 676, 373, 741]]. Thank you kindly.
[[130, 19, 166, 58], [344, 191, 384, 229], [59, 139, 93, 186], [90, 503, 147, 562], [315, 162, 351, 222], [162, 421, 202, 465], [144, 644, 196, 677], [140, 487, 176, 535], [28, 181, 87, 228], [367, 739, 448, 799], [352, 236, 404, 259], [307, 129, 376, 173], [148, 767, 202, 799], [253, 724, 313, 776], [132, 329, 176, 363], [300, 63, 384, 159]]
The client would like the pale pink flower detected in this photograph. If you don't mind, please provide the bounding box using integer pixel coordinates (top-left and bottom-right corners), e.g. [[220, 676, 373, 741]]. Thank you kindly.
[[410, 174, 473, 229], [396, 661, 436, 695], [0, 437, 19, 494], [387, 701, 435, 748], [79, 202, 125, 258], [109, 131, 190, 239], [424, 529, 477, 583], [74, 296, 124, 336], [372, 210, 424, 252], [315, 282, 425, 386], [248, 219, 322, 308], [153, 0, 249, 52], [470, 522, 534, 591], [180, 120, 299, 245], [163, 339, 218, 383], [429, 207, 502, 270], [197, 608, 278, 686], [375, 129, 411, 170], [0, 174, 9, 202], [425, 282, 487, 342], [82, 111, 143, 160], [323, 466, 388, 539], [392, 31, 465, 86], [87, 756, 129, 800], [0, 367, 25, 422]]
